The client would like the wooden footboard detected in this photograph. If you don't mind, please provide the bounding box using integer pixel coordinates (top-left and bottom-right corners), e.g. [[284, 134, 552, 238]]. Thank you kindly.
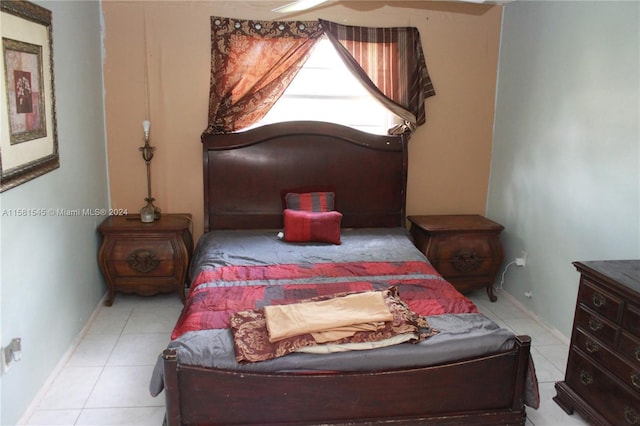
[[162, 335, 531, 425]]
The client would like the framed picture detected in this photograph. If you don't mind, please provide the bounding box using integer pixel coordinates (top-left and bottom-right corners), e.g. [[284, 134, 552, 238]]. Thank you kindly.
[[1, 0, 58, 192]]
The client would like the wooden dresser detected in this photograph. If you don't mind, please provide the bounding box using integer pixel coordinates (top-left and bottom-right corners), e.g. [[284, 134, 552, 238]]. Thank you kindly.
[[554, 260, 640, 425], [407, 215, 504, 302], [98, 214, 193, 306]]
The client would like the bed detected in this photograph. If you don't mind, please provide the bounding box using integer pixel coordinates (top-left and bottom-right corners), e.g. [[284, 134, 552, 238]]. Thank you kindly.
[[151, 121, 538, 425]]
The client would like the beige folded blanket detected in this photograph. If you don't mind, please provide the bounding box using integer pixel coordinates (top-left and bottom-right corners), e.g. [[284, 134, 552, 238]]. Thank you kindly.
[[311, 322, 387, 343], [264, 291, 393, 343]]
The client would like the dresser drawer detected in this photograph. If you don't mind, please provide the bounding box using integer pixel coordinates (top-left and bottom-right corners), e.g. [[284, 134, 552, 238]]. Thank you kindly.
[[567, 350, 640, 425], [574, 328, 640, 394], [620, 331, 640, 367], [574, 328, 614, 366], [575, 306, 619, 347], [623, 303, 640, 337], [579, 279, 623, 322]]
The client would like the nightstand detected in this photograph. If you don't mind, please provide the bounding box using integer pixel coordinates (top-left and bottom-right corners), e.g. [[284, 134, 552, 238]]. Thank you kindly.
[[407, 214, 504, 301], [98, 214, 193, 306]]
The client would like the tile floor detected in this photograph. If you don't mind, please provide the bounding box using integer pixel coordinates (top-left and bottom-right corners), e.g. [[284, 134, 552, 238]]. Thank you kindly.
[[23, 289, 590, 426]]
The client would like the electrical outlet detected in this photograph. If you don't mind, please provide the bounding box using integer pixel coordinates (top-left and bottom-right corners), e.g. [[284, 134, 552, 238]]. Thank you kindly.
[[2, 338, 22, 372], [515, 251, 527, 267]]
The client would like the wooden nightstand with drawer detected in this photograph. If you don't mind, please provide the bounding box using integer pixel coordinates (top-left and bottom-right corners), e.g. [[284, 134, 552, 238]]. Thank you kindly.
[[98, 214, 193, 306], [407, 214, 504, 302], [554, 260, 640, 426]]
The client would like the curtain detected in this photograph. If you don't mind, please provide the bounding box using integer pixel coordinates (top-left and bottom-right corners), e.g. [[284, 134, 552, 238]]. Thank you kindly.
[[203, 17, 323, 135], [319, 19, 435, 131], [203, 17, 435, 136]]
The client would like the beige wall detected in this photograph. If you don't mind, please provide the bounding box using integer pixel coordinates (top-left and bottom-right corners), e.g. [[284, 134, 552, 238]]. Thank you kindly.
[[102, 1, 502, 241]]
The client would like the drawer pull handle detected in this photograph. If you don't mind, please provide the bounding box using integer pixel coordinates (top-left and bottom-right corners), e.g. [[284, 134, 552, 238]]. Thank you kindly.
[[450, 249, 480, 273], [632, 373, 640, 389], [589, 319, 603, 332], [592, 293, 606, 308], [635, 346, 640, 362], [579, 370, 593, 386], [625, 407, 639, 425], [585, 339, 599, 354], [127, 249, 160, 273]]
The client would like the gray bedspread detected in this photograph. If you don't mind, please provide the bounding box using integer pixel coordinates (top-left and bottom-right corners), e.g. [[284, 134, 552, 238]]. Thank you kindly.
[[149, 229, 539, 407], [188, 228, 430, 278]]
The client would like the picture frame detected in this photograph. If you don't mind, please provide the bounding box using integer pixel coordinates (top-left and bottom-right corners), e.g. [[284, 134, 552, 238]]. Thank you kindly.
[[0, 0, 58, 192]]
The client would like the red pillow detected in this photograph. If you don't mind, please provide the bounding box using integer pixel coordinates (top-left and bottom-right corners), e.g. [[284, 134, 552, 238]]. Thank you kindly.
[[283, 209, 342, 244]]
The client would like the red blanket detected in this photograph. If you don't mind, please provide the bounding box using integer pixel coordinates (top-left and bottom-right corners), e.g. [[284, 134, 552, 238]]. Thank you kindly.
[[171, 260, 477, 340]]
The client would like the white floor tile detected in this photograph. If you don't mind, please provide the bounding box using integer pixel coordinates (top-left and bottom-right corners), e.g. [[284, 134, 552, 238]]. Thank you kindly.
[[122, 299, 183, 334], [534, 343, 570, 373], [531, 347, 565, 384], [503, 318, 565, 346], [85, 366, 162, 408], [24, 409, 81, 425], [75, 407, 165, 425], [85, 307, 131, 337], [38, 367, 103, 410], [66, 334, 120, 367], [485, 297, 531, 320], [106, 333, 170, 366]]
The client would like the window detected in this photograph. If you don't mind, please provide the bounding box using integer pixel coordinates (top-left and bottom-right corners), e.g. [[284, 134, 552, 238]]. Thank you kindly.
[[254, 36, 401, 135]]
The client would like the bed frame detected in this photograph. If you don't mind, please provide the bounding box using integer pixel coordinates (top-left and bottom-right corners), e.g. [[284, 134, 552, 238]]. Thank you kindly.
[[162, 121, 533, 425]]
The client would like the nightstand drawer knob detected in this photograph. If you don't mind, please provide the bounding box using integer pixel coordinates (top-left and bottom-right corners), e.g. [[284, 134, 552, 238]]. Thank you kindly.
[[632, 373, 640, 389], [625, 407, 639, 425], [589, 318, 603, 332], [585, 339, 599, 354], [451, 249, 480, 273], [127, 249, 160, 273], [579, 370, 593, 386], [592, 293, 607, 308]]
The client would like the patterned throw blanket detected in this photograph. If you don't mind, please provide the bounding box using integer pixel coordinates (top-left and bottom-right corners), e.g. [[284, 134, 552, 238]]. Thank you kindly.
[[171, 260, 478, 340], [232, 287, 440, 363]]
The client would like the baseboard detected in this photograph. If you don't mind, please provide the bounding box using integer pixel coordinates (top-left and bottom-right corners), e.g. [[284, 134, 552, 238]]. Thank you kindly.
[[17, 292, 108, 425], [498, 289, 570, 345]]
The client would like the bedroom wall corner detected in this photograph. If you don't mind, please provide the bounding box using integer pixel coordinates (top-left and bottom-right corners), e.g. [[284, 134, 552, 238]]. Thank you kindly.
[[0, 1, 109, 424], [487, 1, 640, 338]]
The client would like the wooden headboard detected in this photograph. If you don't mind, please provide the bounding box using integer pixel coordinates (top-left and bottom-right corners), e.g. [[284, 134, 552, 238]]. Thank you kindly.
[[201, 121, 409, 232]]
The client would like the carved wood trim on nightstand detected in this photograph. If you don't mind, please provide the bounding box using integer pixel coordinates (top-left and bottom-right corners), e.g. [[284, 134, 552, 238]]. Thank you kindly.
[[451, 248, 481, 273], [127, 249, 160, 273]]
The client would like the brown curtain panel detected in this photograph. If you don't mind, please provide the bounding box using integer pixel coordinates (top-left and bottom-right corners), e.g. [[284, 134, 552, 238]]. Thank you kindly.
[[319, 19, 435, 130], [202, 17, 323, 135]]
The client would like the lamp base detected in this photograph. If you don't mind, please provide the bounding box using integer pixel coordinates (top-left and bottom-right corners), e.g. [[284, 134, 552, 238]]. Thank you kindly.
[[140, 203, 155, 223], [140, 198, 159, 223]]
